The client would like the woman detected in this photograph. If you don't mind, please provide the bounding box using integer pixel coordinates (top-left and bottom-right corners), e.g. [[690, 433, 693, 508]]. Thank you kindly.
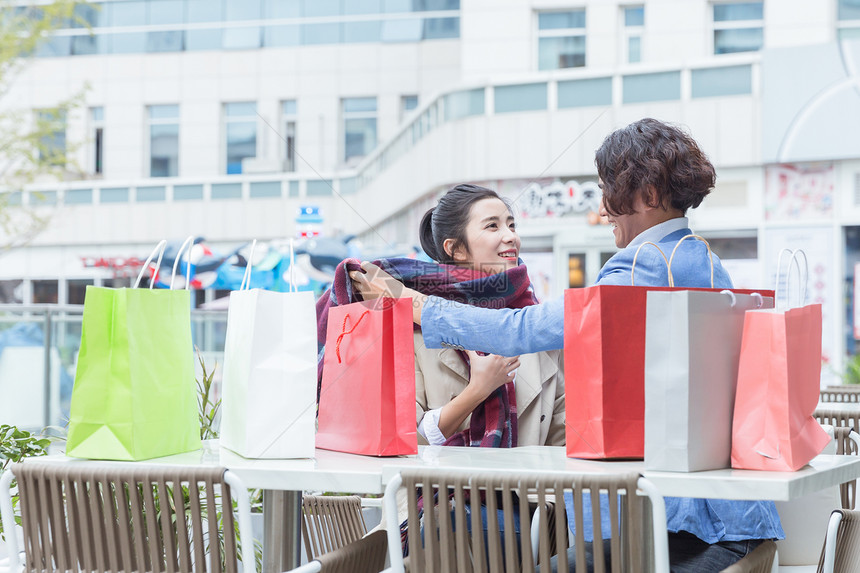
[[351, 119, 783, 572], [413, 184, 564, 448]]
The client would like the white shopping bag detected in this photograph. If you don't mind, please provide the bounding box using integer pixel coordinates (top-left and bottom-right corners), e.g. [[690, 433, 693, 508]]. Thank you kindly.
[[220, 240, 317, 458], [644, 289, 770, 472]]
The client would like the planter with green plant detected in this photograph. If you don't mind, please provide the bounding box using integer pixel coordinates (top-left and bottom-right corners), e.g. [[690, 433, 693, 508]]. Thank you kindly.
[[0, 425, 50, 541]]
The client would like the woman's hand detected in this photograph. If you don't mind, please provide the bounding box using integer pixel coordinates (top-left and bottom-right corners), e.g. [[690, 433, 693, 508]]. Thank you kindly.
[[465, 350, 520, 402], [436, 351, 520, 438], [349, 261, 426, 324]]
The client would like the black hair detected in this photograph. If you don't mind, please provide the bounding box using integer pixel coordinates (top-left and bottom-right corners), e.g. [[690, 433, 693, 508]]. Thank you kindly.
[[418, 184, 510, 264], [595, 118, 716, 216]]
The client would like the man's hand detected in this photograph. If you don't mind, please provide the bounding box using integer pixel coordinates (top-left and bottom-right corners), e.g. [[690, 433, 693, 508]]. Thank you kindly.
[[349, 261, 426, 324]]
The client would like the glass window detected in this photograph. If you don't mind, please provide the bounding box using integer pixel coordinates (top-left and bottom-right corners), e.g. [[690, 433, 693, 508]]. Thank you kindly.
[[136, 186, 166, 201], [282, 100, 297, 172], [303, 0, 341, 17], [444, 88, 484, 120], [147, 31, 184, 52], [714, 28, 763, 54], [420, 0, 460, 10], [90, 106, 104, 175], [344, 0, 381, 15], [265, 25, 300, 47], [623, 5, 644, 64], [37, 109, 66, 166], [538, 11, 586, 30], [174, 184, 203, 200], [622, 71, 681, 104], [149, 0, 184, 25], [101, 187, 129, 203], [557, 77, 612, 108], [691, 65, 752, 98], [343, 97, 377, 164], [712, 2, 763, 55], [225, 0, 262, 21], [212, 183, 243, 199], [288, 180, 300, 197], [224, 27, 261, 49], [149, 105, 179, 177], [250, 181, 281, 198], [494, 83, 547, 113], [72, 3, 104, 28], [307, 180, 333, 196], [32, 280, 58, 304], [107, 1, 146, 26], [187, 0, 223, 23], [423, 17, 459, 39], [67, 279, 93, 305], [65, 189, 92, 204], [109, 32, 147, 54], [265, 0, 301, 18], [225, 102, 257, 174], [343, 21, 381, 43], [301, 23, 340, 44], [30, 191, 58, 206], [339, 177, 357, 195], [186, 29, 222, 50], [839, 0, 860, 20], [624, 6, 644, 27], [381, 19, 422, 42], [35, 36, 71, 57], [383, 0, 411, 12], [401, 95, 418, 120], [4, 192, 22, 207], [71, 34, 105, 56], [0, 280, 23, 304], [538, 36, 586, 70]]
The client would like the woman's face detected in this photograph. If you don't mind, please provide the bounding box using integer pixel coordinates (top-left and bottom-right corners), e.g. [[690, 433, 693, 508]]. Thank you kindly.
[[447, 197, 521, 275]]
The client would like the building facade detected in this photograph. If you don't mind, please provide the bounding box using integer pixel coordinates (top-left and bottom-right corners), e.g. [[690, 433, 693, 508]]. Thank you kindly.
[[3, 0, 860, 376]]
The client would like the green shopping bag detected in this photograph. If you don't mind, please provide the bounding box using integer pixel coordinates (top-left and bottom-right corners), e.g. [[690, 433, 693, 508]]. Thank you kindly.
[[66, 238, 201, 460]]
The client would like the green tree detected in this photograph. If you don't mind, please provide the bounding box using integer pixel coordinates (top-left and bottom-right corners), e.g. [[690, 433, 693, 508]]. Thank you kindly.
[[0, 0, 85, 252]]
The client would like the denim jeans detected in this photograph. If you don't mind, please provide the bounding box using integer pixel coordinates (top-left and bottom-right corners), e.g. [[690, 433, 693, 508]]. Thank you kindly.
[[542, 532, 765, 573]]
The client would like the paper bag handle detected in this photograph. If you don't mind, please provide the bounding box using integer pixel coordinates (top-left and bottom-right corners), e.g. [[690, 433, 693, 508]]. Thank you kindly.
[[720, 290, 764, 308], [133, 240, 168, 289], [668, 234, 715, 288], [335, 310, 370, 363], [170, 235, 195, 290], [239, 239, 258, 291], [631, 242, 673, 287], [776, 248, 808, 310]]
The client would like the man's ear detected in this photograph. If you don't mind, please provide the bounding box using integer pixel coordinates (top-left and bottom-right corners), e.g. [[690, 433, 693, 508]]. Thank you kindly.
[[642, 185, 661, 210]]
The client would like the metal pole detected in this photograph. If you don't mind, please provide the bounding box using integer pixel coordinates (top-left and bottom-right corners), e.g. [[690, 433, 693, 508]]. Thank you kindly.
[[43, 309, 52, 428], [262, 489, 302, 572]]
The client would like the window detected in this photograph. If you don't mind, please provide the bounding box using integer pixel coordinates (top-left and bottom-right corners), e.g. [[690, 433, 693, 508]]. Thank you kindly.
[[32, 280, 59, 304], [537, 10, 586, 70], [623, 6, 644, 63], [67, 279, 93, 305], [90, 107, 104, 175], [148, 105, 179, 177], [342, 97, 377, 165], [224, 102, 257, 174], [281, 100, 297, 172], [401, 95, 419, 121], [36, 109, 66, 166], [838, 0, 860, 40], [712, 2, 763, 55]]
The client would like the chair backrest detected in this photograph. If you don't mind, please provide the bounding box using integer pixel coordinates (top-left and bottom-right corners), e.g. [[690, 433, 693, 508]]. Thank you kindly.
[[820, 387, 860, 403], [0, 461, 256, 573], [383, 469, 668, 573], [833, 427, 860, 510], [301, 494, 368, 561], [820, 509, 860, 573], [815, 408, 860, 433]]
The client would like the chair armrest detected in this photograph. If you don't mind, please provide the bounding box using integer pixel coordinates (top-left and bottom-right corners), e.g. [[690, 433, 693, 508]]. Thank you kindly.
[[719, 540, 777, 573]]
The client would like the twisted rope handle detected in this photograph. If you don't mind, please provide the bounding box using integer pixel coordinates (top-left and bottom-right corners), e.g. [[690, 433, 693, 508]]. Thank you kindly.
[[335, 310, 371, 363], [668, 234, 715, 288], [631, 241, 672, 287]]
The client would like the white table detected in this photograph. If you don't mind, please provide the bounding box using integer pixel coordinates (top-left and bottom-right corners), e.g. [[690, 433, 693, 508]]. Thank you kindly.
[[34, 443, 860, 572]]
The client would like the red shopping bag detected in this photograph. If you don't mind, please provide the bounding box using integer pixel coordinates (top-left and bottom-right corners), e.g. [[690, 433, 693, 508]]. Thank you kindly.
[[316, 298, 417, 456], [730, 303, 829, 471]]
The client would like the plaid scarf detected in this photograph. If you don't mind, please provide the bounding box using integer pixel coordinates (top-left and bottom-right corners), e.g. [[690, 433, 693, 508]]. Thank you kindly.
[[315, 257, 537, 449]]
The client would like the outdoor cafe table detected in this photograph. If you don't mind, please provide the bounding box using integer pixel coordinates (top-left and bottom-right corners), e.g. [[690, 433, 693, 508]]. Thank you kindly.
[[33, 442, 860, 572]]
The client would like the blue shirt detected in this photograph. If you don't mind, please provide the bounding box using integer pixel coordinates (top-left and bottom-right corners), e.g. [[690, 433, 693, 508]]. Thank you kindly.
[[421, 221, 784, 544]]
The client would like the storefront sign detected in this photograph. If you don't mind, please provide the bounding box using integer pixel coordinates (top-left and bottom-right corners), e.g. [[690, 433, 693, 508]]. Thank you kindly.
[[80, 256, 145, 271], [519, 180, 601, 219]]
